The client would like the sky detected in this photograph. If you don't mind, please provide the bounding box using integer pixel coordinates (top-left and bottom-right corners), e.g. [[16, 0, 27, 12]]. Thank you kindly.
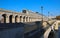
[[0, 0, 60, 16]]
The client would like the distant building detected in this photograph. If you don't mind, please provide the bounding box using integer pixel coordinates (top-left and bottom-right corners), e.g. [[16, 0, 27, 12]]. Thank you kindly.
[[56, 16, 60, 20]]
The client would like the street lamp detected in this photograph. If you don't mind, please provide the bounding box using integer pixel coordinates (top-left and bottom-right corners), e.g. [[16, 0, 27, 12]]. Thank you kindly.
[[41, 6, 43, 22], [48, 12, 49, 21]]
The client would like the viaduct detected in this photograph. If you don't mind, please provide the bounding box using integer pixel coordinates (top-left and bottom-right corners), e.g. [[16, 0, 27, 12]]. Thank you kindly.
[[0, 9, 48, 23]]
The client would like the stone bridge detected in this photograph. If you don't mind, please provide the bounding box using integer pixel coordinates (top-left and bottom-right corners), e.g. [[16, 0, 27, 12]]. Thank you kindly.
[[0, 9, 48, 23], [41, 20, 60, 38]]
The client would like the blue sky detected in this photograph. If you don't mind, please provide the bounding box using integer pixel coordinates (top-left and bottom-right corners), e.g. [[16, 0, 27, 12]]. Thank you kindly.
[[0, 0, 60, 16]]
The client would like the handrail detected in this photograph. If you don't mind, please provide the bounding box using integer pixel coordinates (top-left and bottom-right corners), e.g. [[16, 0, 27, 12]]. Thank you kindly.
[[41, 21, 56, 38]]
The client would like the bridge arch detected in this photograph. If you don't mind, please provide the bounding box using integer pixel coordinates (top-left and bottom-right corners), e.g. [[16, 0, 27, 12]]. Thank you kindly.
[[9, 15, 13, 23], [2, 14, 6, 23], [15, 15, 18, 23], [26, 17, 28, 22], [23, 16, 25, 22], [20, 16, 22, 22], [48, 30, 55, 38]]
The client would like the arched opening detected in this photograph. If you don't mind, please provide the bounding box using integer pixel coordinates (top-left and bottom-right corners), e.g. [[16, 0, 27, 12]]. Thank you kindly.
[[23, 16, 25, 22], [48, 30, 55, 38], [9, 15, 13, 23], [15, 15, 18, 23], [20, 16, 22, 22], [2, 14, 6, 23]]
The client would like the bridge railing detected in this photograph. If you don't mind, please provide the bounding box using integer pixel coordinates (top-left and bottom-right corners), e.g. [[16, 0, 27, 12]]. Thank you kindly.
[[43, 21, 56, 31], [41, 21, 56, 38]]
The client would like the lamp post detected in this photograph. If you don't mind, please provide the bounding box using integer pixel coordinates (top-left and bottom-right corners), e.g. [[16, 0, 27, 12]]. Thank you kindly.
[[48, 12, 49, 21], [51, 13, 53, 20], [41, 6, 43, 22]]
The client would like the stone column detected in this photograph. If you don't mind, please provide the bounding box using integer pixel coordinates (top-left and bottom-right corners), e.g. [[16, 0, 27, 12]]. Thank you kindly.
[[26, 17, 28, 22], [0, 17, 4, 23], [17, 16, 20, 23], [6, 15, 9, 23], [29, 17, 32, 22], [12, 16, 15, 23], [20, 16, 21, 22], [28, 17, 29, 22]]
